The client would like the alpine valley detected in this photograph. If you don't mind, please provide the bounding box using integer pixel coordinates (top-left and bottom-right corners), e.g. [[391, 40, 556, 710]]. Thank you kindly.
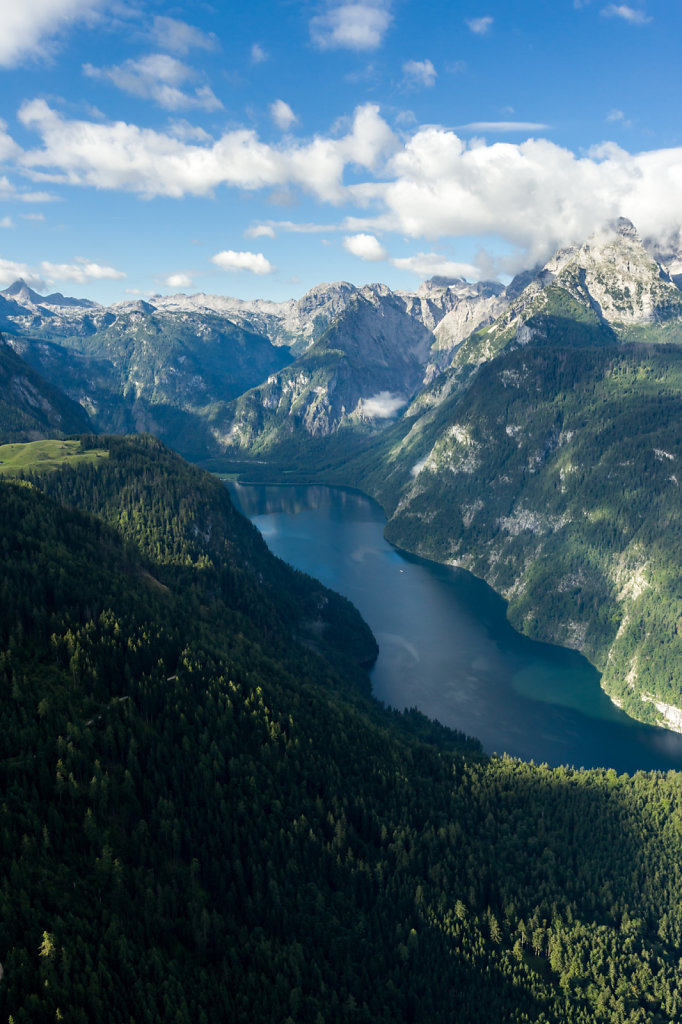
[[4, 217, 682, 1023], [2, 218, 681, 731]]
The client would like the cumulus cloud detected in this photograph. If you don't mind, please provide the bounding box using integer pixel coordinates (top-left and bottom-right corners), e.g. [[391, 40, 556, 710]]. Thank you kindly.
[[0, 0, 104, 68], [402, 59, 437, 88], [0, 258, 45, 289], [211, 250, 275, 275], [270, 100, 298, 132], [165, 272, 193, 289], [311, 3, 392, 51], [0, 217, 14, 229], [601, 4, 651, 23], [0, 121, 22, 163], [83, 54, 223, 112], [18, 100, 397, 203], [15, 98, 682, 274], [41, 258, 126, 283], [251, 43, 268, 63], [150, 16, 217, 54], [343, 232, 387, 260], [390, 252, 481, 280], [466, 15, 493, 34], [361, 391, 407, 418], [347, 127, 682, 272]]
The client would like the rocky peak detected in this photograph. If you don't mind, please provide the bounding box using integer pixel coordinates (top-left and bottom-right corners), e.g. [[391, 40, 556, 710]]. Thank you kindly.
[[550, 218, 681, 326], [2, 279, 46, 307]]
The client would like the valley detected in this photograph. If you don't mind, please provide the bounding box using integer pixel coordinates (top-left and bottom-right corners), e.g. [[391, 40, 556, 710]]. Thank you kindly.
[[2, 217, 678, 734], [3, 434, 682, 1023]]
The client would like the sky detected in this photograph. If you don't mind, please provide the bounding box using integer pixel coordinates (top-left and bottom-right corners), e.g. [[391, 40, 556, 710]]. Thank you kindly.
[[1, 0, 681, 303]]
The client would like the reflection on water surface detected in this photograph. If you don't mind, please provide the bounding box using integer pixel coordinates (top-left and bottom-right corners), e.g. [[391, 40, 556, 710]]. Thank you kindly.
[[228, 482, 682, 774]]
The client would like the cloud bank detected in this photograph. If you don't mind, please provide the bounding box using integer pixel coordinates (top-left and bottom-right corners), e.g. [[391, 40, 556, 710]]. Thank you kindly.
[[10, 100, 682, 274]]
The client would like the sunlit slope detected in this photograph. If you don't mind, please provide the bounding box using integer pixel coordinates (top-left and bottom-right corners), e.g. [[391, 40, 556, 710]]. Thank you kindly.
[[350, 342, 682, 728]]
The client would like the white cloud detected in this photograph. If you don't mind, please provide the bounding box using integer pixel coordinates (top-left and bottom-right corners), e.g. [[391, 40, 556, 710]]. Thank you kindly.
[[249, 220, 340, 236], [311, 3, 392, 51], [390, 252, 481, 280], [165, 272, 193, 289], [0, 217, 14, 229], [0, 174, 57, 203], [361, 391, 407, 418], [17, 98, 682, 275], [466, 15, 493, 34], [251, 43, 268, 63], [245, 224, 277, 239], [606, 109, 632, 127], [167, 120, 213, 143], [0, 258, 44, 289], [83, 54, 223, 112], [41, 258, 126, 283], [270, 100, 298, 132], [458, 121, 550, 133], [356, 127, 682, 273], [150, 16, 217, 54], [22, 212, 46, 221], [0, 0, 104, 68], [601, 5, 651, 23], [343, 232, 387, 260], [19, 100, 397, 203], [0, 120, 22, 163], [402, 59, 437, 88], [211, 250, 275, 275]]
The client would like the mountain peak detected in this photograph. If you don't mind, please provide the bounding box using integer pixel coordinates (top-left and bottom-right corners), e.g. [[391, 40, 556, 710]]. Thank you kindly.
[[612, 216, 638, 239], [0, 279, 98, 310], [2, 279, 46, 305]]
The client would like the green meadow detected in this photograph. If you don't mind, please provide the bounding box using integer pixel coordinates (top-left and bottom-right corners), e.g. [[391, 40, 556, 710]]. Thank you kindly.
[[0, 438, 108, 476]]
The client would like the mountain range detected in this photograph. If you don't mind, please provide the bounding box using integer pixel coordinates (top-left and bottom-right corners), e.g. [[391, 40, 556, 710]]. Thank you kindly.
[[1, 217, 681, 731]]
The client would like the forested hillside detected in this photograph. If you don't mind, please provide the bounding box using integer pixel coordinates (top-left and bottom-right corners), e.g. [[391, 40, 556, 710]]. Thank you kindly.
[[2, 436, 682, 1022], [5, 308, 291, 459], [0, 336, 91, 442]]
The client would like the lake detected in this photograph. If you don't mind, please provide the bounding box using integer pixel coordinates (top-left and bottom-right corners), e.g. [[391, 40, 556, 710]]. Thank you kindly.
[[227, 481, 682, 774]]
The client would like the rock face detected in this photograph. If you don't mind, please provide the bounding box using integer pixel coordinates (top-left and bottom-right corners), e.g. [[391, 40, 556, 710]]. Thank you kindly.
[[1, 276, 511, 458], [1, 287, 293, 459], [337, 221, 682, 732], [0, 336, 92, 441], [547, 218, 682, 328], [471, 219, 682, 358]]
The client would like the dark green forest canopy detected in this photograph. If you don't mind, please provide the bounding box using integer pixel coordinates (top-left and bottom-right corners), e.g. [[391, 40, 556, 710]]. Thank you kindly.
[[2, 436, 682, 1023]]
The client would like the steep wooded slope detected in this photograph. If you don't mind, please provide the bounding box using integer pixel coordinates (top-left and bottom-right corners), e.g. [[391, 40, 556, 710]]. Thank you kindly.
[[3, 436, 682, 1023]]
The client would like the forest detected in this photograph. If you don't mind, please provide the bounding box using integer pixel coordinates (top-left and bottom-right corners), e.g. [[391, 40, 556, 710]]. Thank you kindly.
[[1, 434, 682, 1022]]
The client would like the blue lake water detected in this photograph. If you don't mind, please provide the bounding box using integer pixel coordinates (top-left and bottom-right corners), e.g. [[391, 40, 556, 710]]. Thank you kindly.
[[227, 481, 682, 774]]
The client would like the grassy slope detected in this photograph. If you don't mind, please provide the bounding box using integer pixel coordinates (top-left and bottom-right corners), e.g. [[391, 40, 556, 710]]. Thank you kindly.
[[0, 439, 108, 476]]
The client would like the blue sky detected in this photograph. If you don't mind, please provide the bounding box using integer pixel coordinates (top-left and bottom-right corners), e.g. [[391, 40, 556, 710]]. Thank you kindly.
[[0, 0, 680, 302]]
